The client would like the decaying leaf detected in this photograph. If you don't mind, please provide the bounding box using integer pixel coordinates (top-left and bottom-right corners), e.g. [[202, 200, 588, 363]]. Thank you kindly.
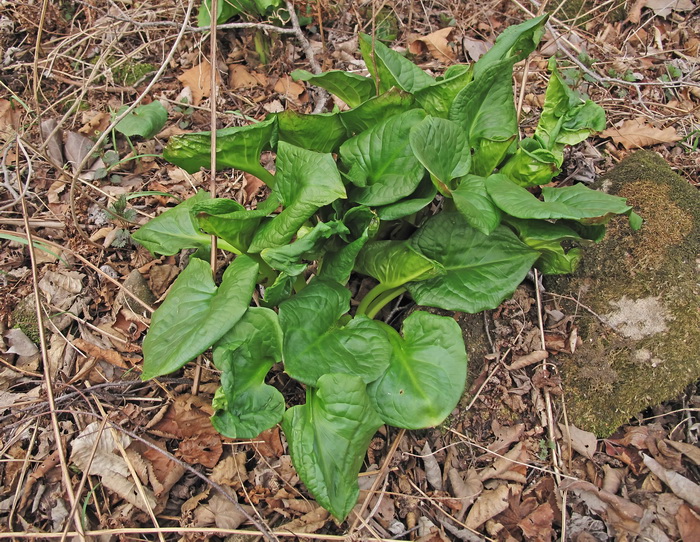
[[601, 117, 682, 149], [665, 440, 700, 466], [465, 484, 514, 530], [480, 442, 528, 483], [642, 453, 700, 509], [409, 27, 457, 63], [558, 422, 597, 460], [422, 441, 443, 491], [279, 505, 330, 534], [70, 422, 157, 513], [178, 60, 221, 106], [628, 0, 695, 22]]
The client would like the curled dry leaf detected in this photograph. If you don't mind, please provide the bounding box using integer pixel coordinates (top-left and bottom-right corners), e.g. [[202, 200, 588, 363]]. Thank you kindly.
[[665, 440, 700, 466], [178, 60, 221, 106], [480, 442, 529, 483], [676, 504, 700, 542], [506, 350, 548, 371], [409, 27, 457, 63], [465, 483, 515, 530], [422, 441, 443, 491], [642, 453, 700, 509], [558, 422, 597, 460], [279, 505, 330, 534], [601, 117, 682, 149]]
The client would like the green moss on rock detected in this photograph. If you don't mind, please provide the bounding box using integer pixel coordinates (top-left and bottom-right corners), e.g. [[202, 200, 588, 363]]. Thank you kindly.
[[11, 296, 40, 344], [547, 151, 700, 436]]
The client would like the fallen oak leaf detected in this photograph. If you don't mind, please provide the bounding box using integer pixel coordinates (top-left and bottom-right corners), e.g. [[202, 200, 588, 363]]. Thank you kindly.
[[178, 60, 221, 106], [601, 117, 682, 149]]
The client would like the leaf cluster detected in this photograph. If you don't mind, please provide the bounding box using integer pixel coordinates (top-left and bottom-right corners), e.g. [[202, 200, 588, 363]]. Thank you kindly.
[[132, 15, 639, 520]]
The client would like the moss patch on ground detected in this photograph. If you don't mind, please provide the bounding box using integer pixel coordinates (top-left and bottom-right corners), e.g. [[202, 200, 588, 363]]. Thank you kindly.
[[547, 151, 700, 436]]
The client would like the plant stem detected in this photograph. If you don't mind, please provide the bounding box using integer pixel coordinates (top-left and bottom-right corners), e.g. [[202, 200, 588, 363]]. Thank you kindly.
[[355, 282, 392, 317], [365, 286, 406, 319]]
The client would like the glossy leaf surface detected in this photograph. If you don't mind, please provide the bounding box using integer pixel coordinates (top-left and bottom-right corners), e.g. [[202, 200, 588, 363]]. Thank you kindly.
[[211, 308, 285, 438], [292, 69, 375, 108], [249, 141, 346, 252], [282, 373, 383, 520], [340, 109, 426, 206], [132, 190, 211, 256], [115, 101, 168, 139], [163, 117, 277, 186], [369, 312, 467, 429], [141, 256, 258, 379], [408, 212, 539, 312], [451, 174, 502, 235], [278, 280, 391, 385]]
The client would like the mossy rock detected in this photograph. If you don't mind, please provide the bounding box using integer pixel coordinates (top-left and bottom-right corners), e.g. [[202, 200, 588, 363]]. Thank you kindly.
[[547, 151, 700, 436]]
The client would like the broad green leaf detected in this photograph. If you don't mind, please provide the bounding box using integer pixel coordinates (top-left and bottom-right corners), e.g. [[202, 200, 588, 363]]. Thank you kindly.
[[291, 69, 375, 108], [115, 101, 168, 139], [359, 33, 435, 94], [408, 212, 539, 312], [414, 64, 473, 118], [262, 272, 295, 307], [369, 312, 467, 429], [535, 61, 606, 153], [340, 109, 426, 206], [486, 175, 633, 222], [193, 194, 280, 254], [261, 220, 350, 276], [498, 137, 560, 187], [132, 191, 211, 256], [198, 0, 242, 26], [451, 174, 502, 235], [319, 206, 379, 284], [375, 176, 436, 220], [505, 217, 584, 275], [211, 308, 285, 438], [279, 280, 391, 385], [449, 59, 518, 176], [355, 240, 443, 288], [409, 116, 470, 193], [282, 373, 383, 520], [249, 141, 346, 252], [162, 116, 277, 187], [473, 14, 548, 78], [276, 109, 348, 153], [339, 88, 416, 135], [141, 256, 259, 379]]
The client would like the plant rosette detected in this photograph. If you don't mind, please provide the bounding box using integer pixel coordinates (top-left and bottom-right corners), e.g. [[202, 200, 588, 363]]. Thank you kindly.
[[132, 14, 640, 520]]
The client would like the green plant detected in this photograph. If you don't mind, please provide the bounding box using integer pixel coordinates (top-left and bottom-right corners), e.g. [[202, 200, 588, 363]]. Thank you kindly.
[[132, 15, 639, 520]]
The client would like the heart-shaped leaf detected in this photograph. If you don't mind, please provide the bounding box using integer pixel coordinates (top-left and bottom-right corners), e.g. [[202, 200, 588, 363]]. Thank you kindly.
[[408, 212, 539, 312], [355, 240, 443, 289], [282, 373, 384, 520], [339, 88, 416, 135], [340, 109, 426, 206], [369, 311, 467, 429], [211, 307, 285, 438], [249, 141, 346, 252], [276, 109, 348, 153], [409, 116, 470, 192], [141, 255, 258, 379], [279, 280, 391, 385]]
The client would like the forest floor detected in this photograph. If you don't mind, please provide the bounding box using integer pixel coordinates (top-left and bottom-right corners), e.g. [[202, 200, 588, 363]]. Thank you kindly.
[[0, 0, 699, 540]]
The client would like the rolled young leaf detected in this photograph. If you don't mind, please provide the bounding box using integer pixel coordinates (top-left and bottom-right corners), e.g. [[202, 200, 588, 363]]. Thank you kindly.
[[211, 307, 285, 439], [282, 373, 384, 520], [141, 255, 258, 379], [359, 33, 435, 94], [369, 311, 467, 429]]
